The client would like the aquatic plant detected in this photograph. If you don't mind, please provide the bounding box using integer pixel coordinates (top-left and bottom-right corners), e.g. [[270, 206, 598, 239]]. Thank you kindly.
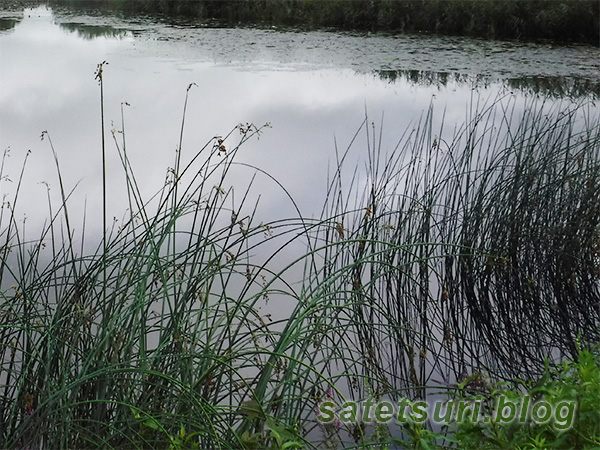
[[448, 344, 600, 449], [0, 69, 599, 449]]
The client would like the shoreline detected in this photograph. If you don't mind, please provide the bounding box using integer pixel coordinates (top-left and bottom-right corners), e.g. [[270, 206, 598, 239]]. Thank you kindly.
[[2, 0, 598, 44]]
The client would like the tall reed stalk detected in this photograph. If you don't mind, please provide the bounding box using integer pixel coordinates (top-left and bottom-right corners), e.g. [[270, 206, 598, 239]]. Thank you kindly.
[[0, 76, 598, 449]]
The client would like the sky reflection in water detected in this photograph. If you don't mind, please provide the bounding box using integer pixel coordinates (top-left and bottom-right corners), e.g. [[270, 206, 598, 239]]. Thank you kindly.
[[1, 6, 598, 245]]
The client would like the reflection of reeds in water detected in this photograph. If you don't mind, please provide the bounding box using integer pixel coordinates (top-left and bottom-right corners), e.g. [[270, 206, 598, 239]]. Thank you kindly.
[[506, 76, 600, 100], [309, 98, 600, 400], [375, 69, 600, 100], [376, 69, 489, 88], [59, 22, 131, 40], [0, 18, 21, 33], [0, 74, 599, 448]]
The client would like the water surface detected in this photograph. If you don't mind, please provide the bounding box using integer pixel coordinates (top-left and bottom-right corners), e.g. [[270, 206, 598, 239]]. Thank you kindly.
[[1, 7, 599, 445], [0, 5, 598, 250]]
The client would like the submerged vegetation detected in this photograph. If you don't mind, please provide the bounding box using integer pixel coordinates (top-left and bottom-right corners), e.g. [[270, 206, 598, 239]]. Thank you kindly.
[[11, 0, 599, 43], [0, 67, 599, 449]]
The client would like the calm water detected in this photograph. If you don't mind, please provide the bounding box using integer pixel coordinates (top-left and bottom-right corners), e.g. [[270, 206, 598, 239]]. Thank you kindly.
[[1, 6, 599, 243], [1, 7, 599, 445]]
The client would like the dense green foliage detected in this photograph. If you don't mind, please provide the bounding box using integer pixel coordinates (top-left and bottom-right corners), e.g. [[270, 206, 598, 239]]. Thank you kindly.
[[448, 346, 600, 449], [38, 0, 600, 43], [372, 345, 600, 449]]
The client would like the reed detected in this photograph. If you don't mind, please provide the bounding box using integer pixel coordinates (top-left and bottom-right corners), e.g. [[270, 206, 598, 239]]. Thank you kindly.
[[0, 72, 599, 449]]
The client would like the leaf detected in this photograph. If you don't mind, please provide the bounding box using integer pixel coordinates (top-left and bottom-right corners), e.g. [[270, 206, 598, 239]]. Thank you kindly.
[[241, 431, 262, 449], [129, 406, 141, 419], [239, 398, 264, 421], [266, 417, 303, 449], [143, 418, 161, 430]]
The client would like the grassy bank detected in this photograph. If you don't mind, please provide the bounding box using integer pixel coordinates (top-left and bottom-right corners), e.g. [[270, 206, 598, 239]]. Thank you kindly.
[[17, 0, 597, 43], [0, 71, 599, 448]]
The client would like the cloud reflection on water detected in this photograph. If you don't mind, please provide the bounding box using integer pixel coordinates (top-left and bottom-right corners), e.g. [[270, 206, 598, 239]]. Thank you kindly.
[[0, 6, 597, 250]]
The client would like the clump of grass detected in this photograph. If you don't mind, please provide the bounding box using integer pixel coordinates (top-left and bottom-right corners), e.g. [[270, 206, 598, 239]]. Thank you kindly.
[[0, 70, 599, 449], [448, 344, 600, 449], [305, 96, 600, 400], [0, 71, 325, 448]]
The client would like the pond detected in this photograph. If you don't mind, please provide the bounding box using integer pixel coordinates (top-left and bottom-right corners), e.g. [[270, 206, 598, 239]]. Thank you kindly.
[[1, 5, 599, 448], [1, 5, 599, 239]]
